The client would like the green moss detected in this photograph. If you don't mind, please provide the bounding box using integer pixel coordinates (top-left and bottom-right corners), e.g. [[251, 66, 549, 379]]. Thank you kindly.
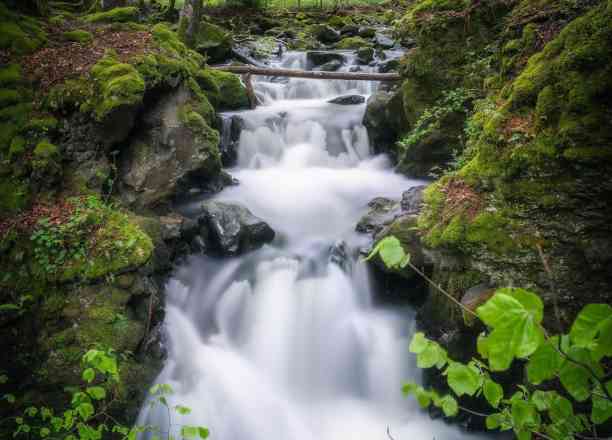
[[327, 15, 347, 29], [90, 52, 145, 120], [44, 78, 93, 113], [62, 29, 93, 44], [33, 140, 59, 159], [8, 136, 26, 159], [192, 21, 232, 63], [82, 7, 139, 24], [335, 36, 372, 49], [0, 89, 21, 106], [197, 69, 249, 110], [0, 177, 29, 215], [25, 116, 59, 134], [0, 64, 22, 86]]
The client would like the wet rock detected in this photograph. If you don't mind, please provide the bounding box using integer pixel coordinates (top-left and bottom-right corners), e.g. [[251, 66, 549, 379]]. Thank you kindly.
[[358, 27, 376, 38], [356, 46, 374, 64], [349, 66, 362, 72], [401, 185, 426, 214], [198, 201, 275, 255], [120, 84, 221, 209], [356, 197, 400, 235], [314, 25, 341, 44], [328, 95, 366, 105], [330, 241, 351, 272], [374, 33, 395, 49], [306, 51, 345, 68], [379, 58, 400, 73], [218, 114, 245, 166], [193, 21, 232, 63], [363, 88, 408, 157], [318, 59, 343, 71], [340, 24, 359, 36]]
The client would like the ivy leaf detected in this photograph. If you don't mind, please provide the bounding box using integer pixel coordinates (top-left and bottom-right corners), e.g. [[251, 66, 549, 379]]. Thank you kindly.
[[483, 379, 503, 408], [86, 386, 106, 401], [439, 395, 458, 417], [365, 236, 410, 269], [476, 289, 545, 371], [570, 304, 612, 348], [591, 382, 612, 424], [82, 368, 95, 383], [559, 346, 601, 402], [409, 333, 448, 369], [446, 362, 481, 397], [526, 337, 562, 385]]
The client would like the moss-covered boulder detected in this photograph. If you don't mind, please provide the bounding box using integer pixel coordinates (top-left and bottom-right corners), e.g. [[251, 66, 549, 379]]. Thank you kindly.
[[120, 84, 221, 209], [196, 69, 249, 110], [335, 36, 372, 50], [192, 21, 232, 63], [62, 29, 93, 44], [82, 6, 139, 24], [0, 3, 47, 55]]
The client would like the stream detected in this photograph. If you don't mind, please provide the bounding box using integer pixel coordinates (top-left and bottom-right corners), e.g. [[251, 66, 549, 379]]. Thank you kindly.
[[137, 51, 493, 440]]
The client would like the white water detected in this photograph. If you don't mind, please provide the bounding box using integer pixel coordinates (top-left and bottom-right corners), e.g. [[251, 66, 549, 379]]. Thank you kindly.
[[138, 52, 492, 440]]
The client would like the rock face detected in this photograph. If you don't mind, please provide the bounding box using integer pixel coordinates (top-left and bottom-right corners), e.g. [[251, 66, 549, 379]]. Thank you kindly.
[[328, 95, 365, 105], [120, 85, 221, 209], [363, 87, 408, 156], [198, 201, 275, 255], [314, 25, 340, 44], [306, 51, 345, 68]]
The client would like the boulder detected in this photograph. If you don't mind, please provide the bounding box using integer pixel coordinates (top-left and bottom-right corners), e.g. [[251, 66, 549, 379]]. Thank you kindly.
[[356, 197, 400, 236], [379, 58, 400, 73], [401, 185, 426, 214], [306, 51, 345, 68], [356, 46, 374, 64], [358, 27, 376, 38], [374, 33, 395, 49], [317, 59, 343, 71], [340, 24, 359, 36], [363, 88, 408, 156], [328, 95, 365, 105], [218, 114, 245, 166], [120, 85, 221, 209], [194, 21, 232, 63], [314, 25, 340, 44], [198, 201, 275, 255]]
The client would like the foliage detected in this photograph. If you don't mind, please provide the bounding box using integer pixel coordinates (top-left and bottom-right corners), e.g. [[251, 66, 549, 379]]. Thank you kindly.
[[2, 349, 209, 440], [369, 236, 612, 440]]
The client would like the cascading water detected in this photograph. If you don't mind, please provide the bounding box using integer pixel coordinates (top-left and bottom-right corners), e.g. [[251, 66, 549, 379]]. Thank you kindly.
[[137, 51, 493, 440]]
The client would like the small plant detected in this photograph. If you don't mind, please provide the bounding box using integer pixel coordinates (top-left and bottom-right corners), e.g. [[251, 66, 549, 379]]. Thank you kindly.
[[367, 236, 612, 440]]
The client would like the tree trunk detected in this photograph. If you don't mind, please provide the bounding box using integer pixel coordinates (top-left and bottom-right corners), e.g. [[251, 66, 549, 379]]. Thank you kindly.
[[210, 65, 402, 81]]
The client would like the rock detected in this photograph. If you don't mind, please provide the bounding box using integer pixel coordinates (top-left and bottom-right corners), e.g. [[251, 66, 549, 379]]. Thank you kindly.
[[317, 59, 343, 71], [358, 27, 376, 38], [100, 0, 128, 10], [374, 33, 395, 49], [314, 25, 340, 44], [379, 58, 400, 73], [120, 84, 221, 209], [461, 283, 496, 325], [218, 114, 245, 166], [330, 241, 351, 272], [356, 197, 400, 235], [349, 66, 362, 72], [198, 201, 275, 255], [328, 95, 365, 105], [194, 21, 232, 63], [356, 46, 374, 64], [197, 69, 250, 111], [340, 24, 359, 36], [401, 185, 427, 214], [306, 51, 345, 68], [363, 88, 408, 156]]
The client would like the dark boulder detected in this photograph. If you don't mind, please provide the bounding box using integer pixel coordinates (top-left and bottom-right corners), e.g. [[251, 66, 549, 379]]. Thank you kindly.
[[306, 51, 345, 69], [340, 24, 359, 36], [314, 25, 341, 44], [318, 59, 343, 71], [363, 88, 408, 156], [328, 95, 366, 105], [198, 201, 275, 255], [356, 47, 374, 64], [374, 33, 395, 49]]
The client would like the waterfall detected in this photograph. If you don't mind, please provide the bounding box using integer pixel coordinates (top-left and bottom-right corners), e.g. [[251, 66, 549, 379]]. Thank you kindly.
[[137, 51, 494, 440]]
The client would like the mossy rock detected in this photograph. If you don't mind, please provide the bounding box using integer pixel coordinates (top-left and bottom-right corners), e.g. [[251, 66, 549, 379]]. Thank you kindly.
[[192, 21, 232, 63], [335, 36, 372, 50], [82, 6, 139, 24], [62, 29, 93, 44], [0, 4, 47, 55], [0, 64, 22, 86], [0, 176, 30, 216], [196, 69, 249, 110]]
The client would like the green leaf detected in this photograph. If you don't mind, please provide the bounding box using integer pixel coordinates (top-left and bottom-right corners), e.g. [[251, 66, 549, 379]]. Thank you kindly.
[[175, 405, 192, 415], [446, 362, 481, 397], [415, 387, 431, 408], [591, 382, 612, 424], [559, 347, 598, 402], [366, 236, 409, 270], [402, 382, 418, 396], [511, 400, 539, 430], [409, 333, 448, 369], [526, 337, 562, 385], [76, 402, 94, 421], [483, 379, 503, 408], [531, 390, 554, 411], [570, 304, 612, 348], [486, 413, 503, 429], [181, 426, 198, 439], [82, 368, 95, 383], [439, 395, 458, 417], [40, 427, 50, 438], [594, 317, 612, 360], [86, 386, 106, 401], [198, 427, 209, 439], [408, 333, 428, 354], [476, 289, 545, 371]]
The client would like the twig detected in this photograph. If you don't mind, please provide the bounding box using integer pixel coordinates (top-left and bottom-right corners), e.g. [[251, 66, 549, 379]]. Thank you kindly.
[[535, 237, 562, 333], [386, 426, 395, 440]]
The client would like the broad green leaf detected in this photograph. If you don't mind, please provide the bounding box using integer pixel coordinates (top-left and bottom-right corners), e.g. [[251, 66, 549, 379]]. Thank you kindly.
[[76, 402, 94, 421], [415, 387, 431, 408], [198, 427, 209, 439], [175, 405, 192, 415], [515, 430, 532, 440], [402, 382, 418, 396], [477, 333, 489, 359], [570, 304, 612, 348], [408, 333, 428, 354], [366, 236, 409, 269], [446, 362, 481, 397], [40, 427, 50, 438], [591, 382, 612, 424], [483, 379, 503, 408], [409, 333, 448, 369], [181, 426, 198, 438], [86, 386, 106, 401], [476, 289, 545, 371], [531, 390, 554, 411], [485, 413, 503, 429], [82, 368, 95, 383], [511, 400, 539, 430], [559, 346, 600, 402], [547, 394, 574, 424], [439, 395, 458, 417], [594, 317, 612, 360], [526, 337, 562, 385]]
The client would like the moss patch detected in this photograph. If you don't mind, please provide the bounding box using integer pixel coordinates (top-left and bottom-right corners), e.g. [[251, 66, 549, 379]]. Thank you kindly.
[[196, 69, 249, 110], [82, 7, 139, 24], [335, 36, 372, 49], [0, 4, 47, 55], [62, 29, 93, 44]]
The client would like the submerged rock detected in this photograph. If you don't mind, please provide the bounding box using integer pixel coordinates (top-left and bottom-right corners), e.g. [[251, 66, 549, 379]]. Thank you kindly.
[[198, 201, 275, 255], [306, 51, 345, 68], [317, 59, 343, 71], [328, 95, 366, 105]]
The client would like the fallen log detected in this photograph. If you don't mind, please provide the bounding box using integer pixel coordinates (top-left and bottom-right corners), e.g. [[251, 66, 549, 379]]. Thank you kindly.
[[210, 65, 402, 81]]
